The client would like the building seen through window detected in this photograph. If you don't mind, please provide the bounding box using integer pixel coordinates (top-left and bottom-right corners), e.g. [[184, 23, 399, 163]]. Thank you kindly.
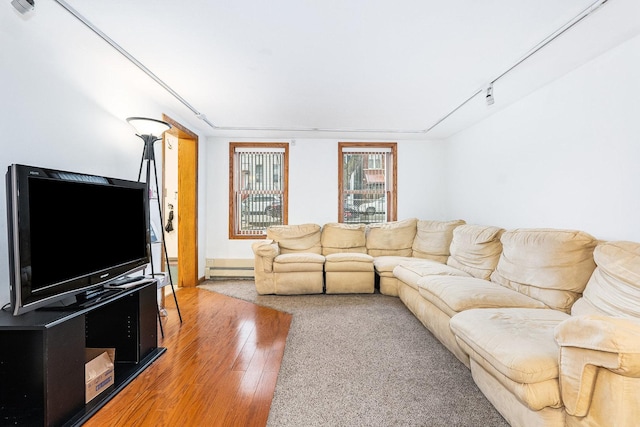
[[229, 143, 288, 238], [339, 142, 397, 224]]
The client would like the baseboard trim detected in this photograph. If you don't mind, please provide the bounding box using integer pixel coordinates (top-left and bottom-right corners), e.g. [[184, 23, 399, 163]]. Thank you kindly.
[[206, 258, 254, 279]]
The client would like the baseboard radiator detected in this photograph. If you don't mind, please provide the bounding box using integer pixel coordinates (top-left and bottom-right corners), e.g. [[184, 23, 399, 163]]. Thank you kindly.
[[206, 259, 254, 280]]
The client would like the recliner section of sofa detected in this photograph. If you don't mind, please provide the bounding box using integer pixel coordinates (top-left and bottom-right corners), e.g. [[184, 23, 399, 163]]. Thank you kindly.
[[321, 223, 374, 294], [449, 240, 640, 427], [251, 223, 325, 295]]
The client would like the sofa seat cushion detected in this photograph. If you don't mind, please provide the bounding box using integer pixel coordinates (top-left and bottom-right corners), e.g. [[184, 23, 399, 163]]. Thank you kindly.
[[468, 354, 563, 412], [417, 276, 546, 317], [451, 308, 570, 410], [325, 252, 374, 272], [273, 253, 325, 272], [394, 260, 471, 291], [372, 255, 416, 276], [325, 253, 374, 294]]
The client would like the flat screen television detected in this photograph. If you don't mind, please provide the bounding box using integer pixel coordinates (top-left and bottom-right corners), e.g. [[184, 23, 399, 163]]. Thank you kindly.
[[6, 164, 150, 315]]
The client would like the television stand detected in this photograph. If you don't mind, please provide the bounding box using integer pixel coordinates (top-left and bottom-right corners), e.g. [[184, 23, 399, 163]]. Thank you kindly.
[[0, 281, 165, 426]]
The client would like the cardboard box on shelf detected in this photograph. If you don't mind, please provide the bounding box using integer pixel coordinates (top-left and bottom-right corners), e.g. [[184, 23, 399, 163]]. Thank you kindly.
[[85, 348, 115, 403]]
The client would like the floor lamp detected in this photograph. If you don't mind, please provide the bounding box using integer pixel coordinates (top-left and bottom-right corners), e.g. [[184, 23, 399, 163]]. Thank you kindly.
[[126, 117, 183, 337]]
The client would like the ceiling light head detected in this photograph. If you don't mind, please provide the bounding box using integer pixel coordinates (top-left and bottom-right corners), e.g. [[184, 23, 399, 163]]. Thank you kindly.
[[486, 83, 495, 106], [11, 0, 34, 14]]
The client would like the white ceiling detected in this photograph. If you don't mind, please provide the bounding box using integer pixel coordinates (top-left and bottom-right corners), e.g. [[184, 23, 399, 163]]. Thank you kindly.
[[13, 0, 640, 139]]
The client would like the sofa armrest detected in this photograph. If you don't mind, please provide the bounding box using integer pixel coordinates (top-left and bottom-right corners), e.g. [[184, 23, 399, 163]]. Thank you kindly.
[[554, 315, 640, 416], [251, 240, 280, 295], [251, 240, 280, 273], [252, 239, 279, 257]]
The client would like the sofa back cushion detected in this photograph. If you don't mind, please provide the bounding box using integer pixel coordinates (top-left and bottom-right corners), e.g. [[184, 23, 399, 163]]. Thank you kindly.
[[321, 223, 367, 255], [490, 228, 597, 312], [446, 224, 504, 280], [411, 219, 466, 262], [366, 218, 417, 257], [267, 223, 322, 254], [571, 241, 640, 319]]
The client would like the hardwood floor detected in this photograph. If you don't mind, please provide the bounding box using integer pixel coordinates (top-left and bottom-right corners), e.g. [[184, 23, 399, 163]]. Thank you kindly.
[[84, 287, 292, 427]]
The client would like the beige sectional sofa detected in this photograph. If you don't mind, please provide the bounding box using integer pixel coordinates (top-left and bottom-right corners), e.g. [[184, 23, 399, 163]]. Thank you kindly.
[[251, 219, 640, 427]]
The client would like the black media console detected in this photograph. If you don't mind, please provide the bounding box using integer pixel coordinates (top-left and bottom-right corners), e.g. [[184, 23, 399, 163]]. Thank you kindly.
[[0, 281, 165, 426]]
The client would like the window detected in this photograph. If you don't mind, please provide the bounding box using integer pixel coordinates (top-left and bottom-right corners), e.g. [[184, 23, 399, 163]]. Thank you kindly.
[[229, 143, 288, 238], [339, 142, 397, 224]]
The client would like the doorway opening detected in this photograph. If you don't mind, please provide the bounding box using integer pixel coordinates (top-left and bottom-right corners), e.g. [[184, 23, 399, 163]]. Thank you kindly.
[[161, 114, 199, 289]]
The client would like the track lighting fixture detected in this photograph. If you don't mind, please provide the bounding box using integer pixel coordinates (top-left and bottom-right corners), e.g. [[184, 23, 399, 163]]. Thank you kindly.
[[11, 0, 34, 14], [486, 83, 495, 106]]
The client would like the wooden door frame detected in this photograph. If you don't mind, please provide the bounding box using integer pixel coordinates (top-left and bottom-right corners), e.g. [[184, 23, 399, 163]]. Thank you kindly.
[[162, 114, 199, 287]]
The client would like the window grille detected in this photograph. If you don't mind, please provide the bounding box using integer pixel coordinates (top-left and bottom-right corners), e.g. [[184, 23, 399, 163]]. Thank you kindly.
[[339, 143, 396, 224], [230, 144, 288, 238]]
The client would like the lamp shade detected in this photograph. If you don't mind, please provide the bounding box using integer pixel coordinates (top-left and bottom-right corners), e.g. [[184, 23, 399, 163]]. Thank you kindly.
[[126, 117, 172, 137]]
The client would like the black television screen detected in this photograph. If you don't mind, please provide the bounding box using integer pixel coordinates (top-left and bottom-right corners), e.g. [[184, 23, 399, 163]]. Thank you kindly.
[[6, 164, 150, 315]]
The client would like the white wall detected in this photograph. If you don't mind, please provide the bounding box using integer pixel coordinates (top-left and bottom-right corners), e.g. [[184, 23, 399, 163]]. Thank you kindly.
[[205, 137, 448, 260], [445, 33, 640, 241], [5, 1, 639, 308], [0, 5, 208, 307]]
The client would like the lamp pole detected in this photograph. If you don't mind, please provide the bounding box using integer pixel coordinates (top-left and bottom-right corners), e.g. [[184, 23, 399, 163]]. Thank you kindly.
[[127, 117, 183, 335]]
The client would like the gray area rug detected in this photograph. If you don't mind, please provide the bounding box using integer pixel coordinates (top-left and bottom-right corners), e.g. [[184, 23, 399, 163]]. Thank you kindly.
[[199, 280, 509, 427]]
